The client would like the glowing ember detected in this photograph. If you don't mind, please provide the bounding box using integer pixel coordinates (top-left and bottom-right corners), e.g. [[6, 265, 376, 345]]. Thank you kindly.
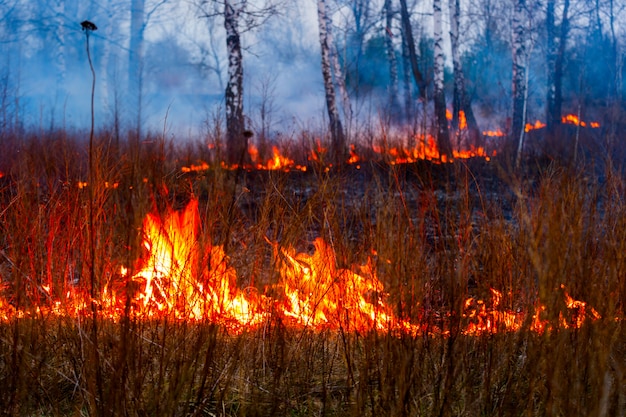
[[483, 129, 505, 137], [525, 120, 546, 132], [561, 114, 600, 128]]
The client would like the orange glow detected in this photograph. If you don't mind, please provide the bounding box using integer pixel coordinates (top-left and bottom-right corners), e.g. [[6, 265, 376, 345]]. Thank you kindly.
[[561, 113, 600, 128], [446, 109, 453, 120], [181, 162, 209, 173], [483, 129, 505, 137], [373, 135, 495, 164], [562, 113, 585, 127], [525, 120, 546, 132], [0, 200, 608, 336], [459, 110, 467, 130], [347, 144, 360, 164], [274, 238, 408, 332], [249, 144, 298, 171]]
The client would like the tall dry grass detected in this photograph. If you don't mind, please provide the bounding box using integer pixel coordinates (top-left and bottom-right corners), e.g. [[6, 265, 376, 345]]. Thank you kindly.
[[0, 127, 624, 416]]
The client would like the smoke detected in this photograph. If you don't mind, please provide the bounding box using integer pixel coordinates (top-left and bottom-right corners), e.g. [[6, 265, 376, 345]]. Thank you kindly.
[[1, 0, 625, 143]]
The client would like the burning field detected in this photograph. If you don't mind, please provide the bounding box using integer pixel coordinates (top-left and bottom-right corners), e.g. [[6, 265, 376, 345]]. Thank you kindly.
[[0, 131, 625, 416]]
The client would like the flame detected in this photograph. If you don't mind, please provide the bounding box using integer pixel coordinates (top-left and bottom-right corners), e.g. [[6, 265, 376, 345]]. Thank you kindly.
[[128, 199, 263, 327], [483, 129, 505, 137], [373, 135, 494, 165], [0, 199, 608, 336], [459, 110, 467, 130], [274, 238, 403, 332], [347, 144, 360, 164], [525, 120, 546, 132], [561, 114, 600, 128]]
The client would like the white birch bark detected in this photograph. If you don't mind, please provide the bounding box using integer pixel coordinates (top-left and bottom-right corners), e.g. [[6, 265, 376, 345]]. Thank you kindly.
[[511, 0, 527, 160], [384, 0, 400, 118], [317, 0, 345, 162], [325, 10, 352, 125], [224, 0, 246, 164], [433, 0, 451, 157]]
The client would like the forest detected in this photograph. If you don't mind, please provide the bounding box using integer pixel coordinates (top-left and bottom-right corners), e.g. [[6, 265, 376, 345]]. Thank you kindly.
[[0, 0, 624, 163], [0, 0, 626, 416]]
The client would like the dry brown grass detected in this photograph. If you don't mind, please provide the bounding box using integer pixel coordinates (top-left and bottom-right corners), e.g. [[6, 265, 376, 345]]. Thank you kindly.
[[0, 128, 624, 416]]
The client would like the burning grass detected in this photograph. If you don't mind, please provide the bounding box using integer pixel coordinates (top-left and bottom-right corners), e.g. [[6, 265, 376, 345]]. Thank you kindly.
[[0, 129, 625, 416]]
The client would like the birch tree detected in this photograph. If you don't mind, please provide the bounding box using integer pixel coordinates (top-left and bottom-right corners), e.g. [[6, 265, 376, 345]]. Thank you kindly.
[[433, 0, 451, 158], [317, 0, 346, 162], [200, 0, 277, 165], [223, 0, 246, 165], [448, 0, 480, 148], [384, 0, 401, 119], [511, 0, 527, 161]]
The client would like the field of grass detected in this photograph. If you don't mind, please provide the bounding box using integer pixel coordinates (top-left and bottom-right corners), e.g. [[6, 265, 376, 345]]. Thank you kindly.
[[0, 128, 624, 416]]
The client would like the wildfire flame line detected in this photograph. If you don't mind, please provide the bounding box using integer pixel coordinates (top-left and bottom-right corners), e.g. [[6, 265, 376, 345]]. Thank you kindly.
[[0, 199, 608, 335]]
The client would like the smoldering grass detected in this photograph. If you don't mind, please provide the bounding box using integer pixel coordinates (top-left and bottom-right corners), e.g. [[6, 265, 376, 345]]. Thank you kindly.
[[0, 127, 624, 416]]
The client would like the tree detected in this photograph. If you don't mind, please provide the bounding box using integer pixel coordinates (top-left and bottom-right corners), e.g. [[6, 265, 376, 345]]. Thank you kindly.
[[383, 0, 401, 119], [317, 0, 346, 162], [200, 0, 277, 165], [128, 0, 170, 138], [546, 0, 570, 137], [448, 0, 480, 148], [433, 0, 451, 158], [511, 0, 528, 163], [398, 0, 427, 100]]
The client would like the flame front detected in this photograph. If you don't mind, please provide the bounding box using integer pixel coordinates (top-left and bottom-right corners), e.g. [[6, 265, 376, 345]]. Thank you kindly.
[[0, 199, 607, 335]]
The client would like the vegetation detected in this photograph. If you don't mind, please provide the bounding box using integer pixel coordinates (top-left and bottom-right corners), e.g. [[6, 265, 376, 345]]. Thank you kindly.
[[0, 125, 624, 416]]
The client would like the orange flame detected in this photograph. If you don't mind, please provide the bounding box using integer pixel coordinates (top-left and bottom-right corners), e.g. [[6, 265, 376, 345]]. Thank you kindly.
[[0, 200, 609, 336], [525, 120, 546, 132]]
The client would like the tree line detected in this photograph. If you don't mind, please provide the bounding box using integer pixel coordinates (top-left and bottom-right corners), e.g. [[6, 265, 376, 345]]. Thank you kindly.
[[0, 0, 624, 164]]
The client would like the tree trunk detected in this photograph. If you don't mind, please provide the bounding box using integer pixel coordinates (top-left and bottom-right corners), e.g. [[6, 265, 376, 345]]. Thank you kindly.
[[448, 0, 480, 148], [399, 0, 427, 100], [128, 0, 145, 137], [317, 0, 345, 163], [511, 0, 527, 161], [54, 0, 65, 128], [384, 0, 401, 120], [325, 10, 352, 127], [546, 0, 569, 136], [224, 0, 247, 166], [433, 0, 451, 159]]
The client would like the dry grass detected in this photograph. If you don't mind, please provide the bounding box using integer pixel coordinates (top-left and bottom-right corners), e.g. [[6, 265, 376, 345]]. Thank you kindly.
[[0, 128, 625, 416]]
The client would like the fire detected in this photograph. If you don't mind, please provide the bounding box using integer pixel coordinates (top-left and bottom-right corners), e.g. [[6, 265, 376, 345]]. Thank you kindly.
[[274, 238, 399, 331], [0, 199, 607, 336], [459, 110, 467, 130], [483, 129, 505, 137], [525, 120, 546, 132], [128, 199, 263, 327], [373, 135, 495, 164], [561, 114, 600, 128], [248, 144, 304, 171]]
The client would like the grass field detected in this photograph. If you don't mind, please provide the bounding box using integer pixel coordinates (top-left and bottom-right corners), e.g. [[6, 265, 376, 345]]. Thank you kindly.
[[0, 129, 624, 416]]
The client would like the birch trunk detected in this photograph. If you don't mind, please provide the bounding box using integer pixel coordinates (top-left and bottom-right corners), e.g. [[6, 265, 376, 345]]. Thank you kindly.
[[511, 0, 527, 160], [384, 0, 401, 120], [224, 0, 247, 165], [448, 0, 480, 147], [317, 0, 345, 163], [325, 10, 352, 126], [128, 0, 145, 137], [433, 0, 451, 158]]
